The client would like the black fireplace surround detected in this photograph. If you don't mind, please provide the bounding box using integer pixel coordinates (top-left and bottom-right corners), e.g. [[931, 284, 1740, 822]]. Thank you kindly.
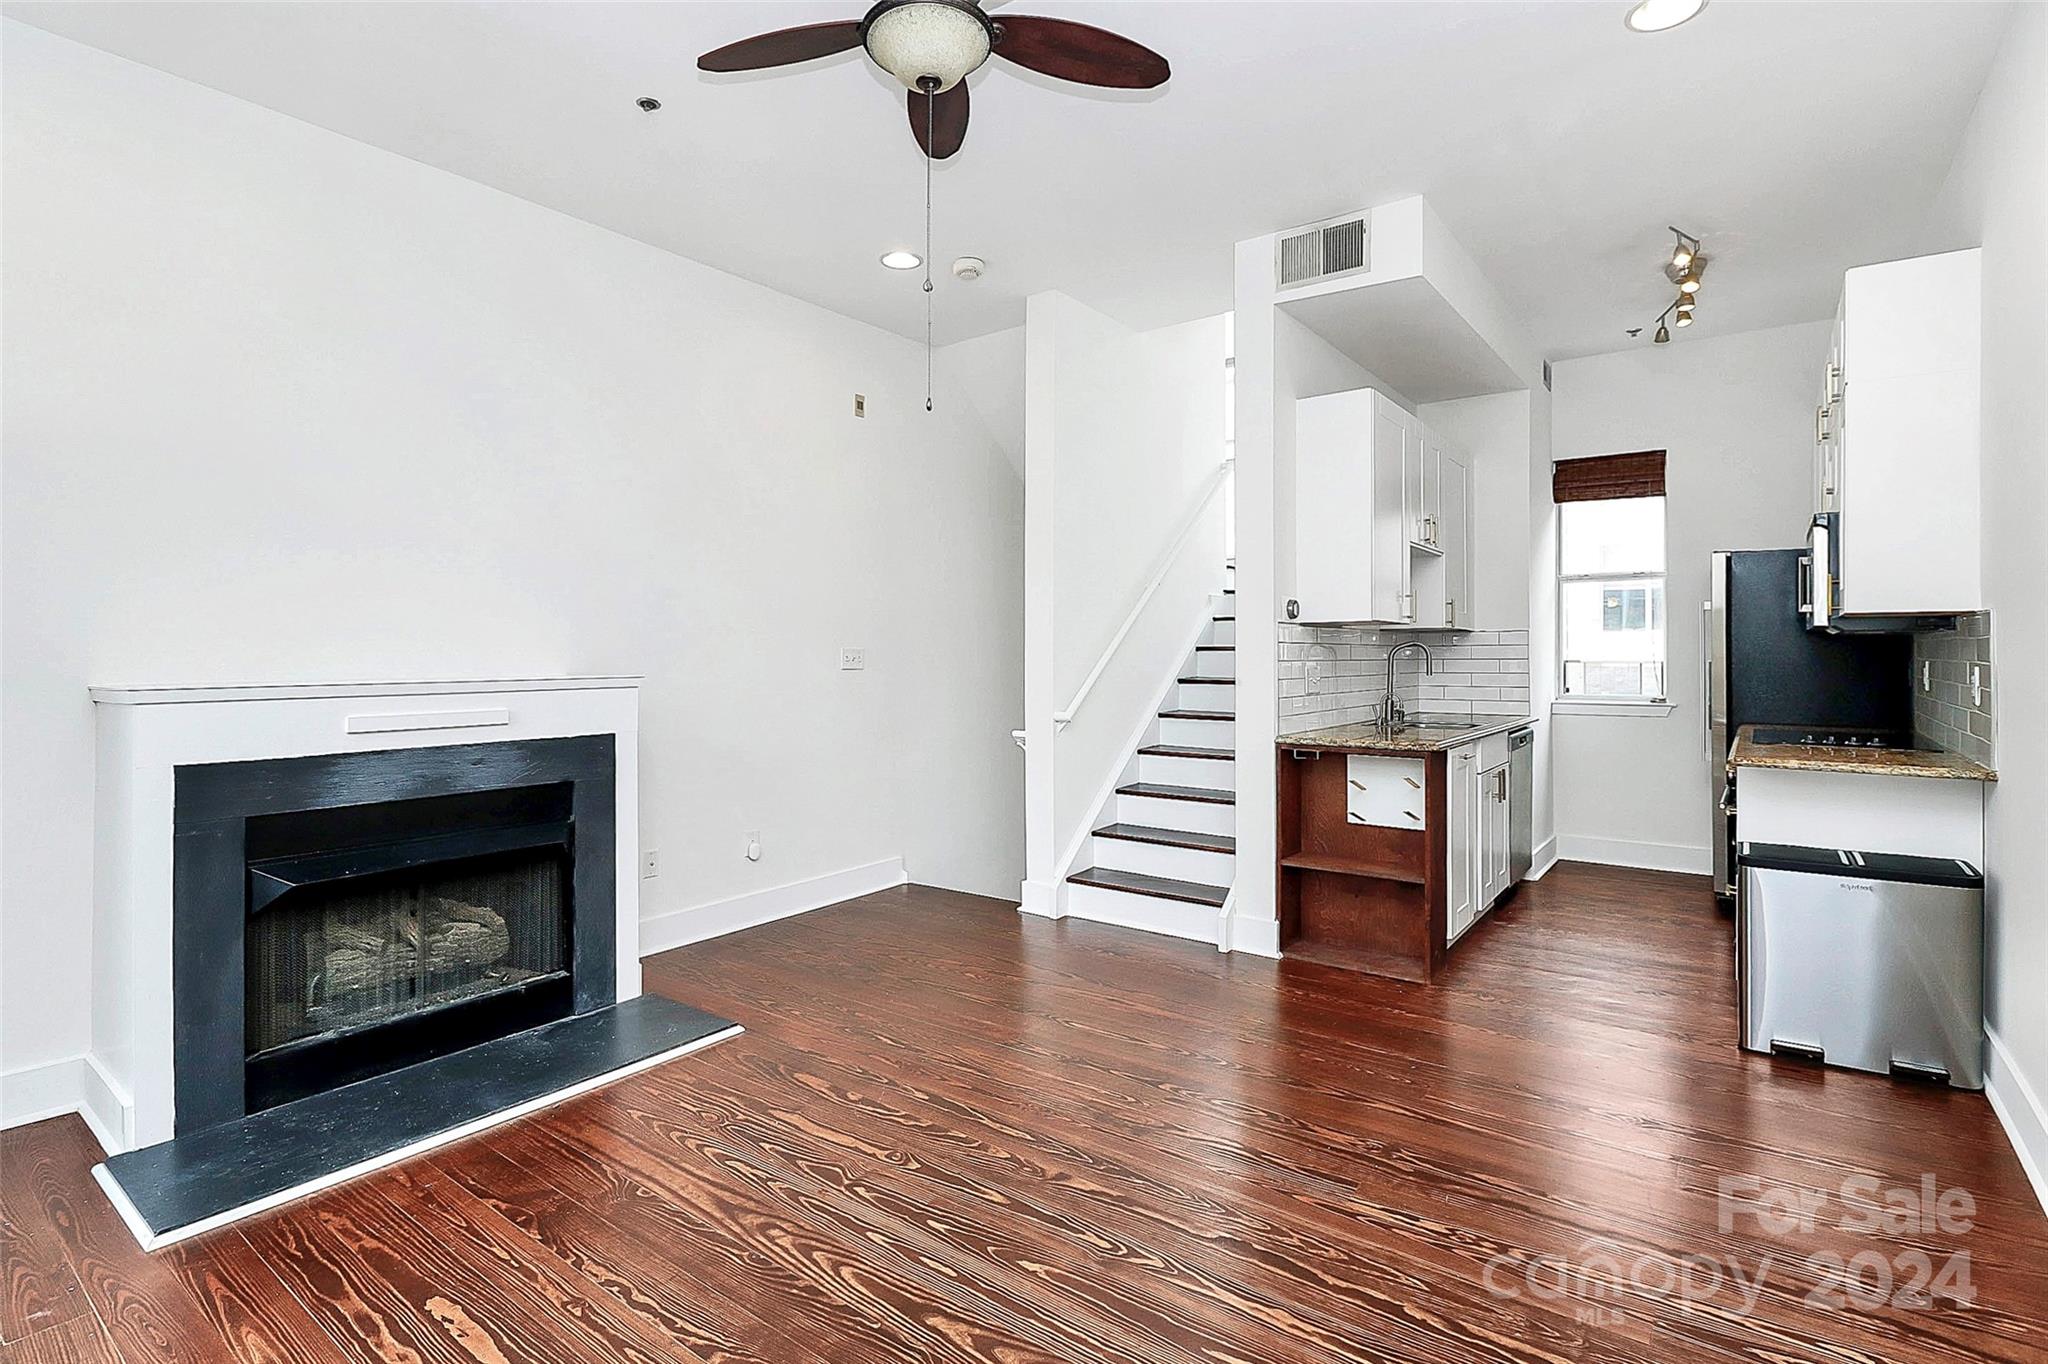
[[172, 736, 616, 1135]]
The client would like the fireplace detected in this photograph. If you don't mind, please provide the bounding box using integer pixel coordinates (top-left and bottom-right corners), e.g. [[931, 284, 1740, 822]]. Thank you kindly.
[[172, 735, 618, 1134]]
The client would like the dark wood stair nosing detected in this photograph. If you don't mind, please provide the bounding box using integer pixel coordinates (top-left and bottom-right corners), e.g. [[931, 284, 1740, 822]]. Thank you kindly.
[[1116, 782, 1235, 806], [1065, 866, 1230, 909], [1176, 676, 1234, 686], [1136, 744, 1233, 760], [1158, 708, 1233, 722], [1091, 823, 1235, 854]]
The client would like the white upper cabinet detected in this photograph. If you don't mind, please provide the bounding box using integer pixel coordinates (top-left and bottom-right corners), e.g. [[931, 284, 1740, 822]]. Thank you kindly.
[[1440, 454, 1472, 629], [1824, 249, 1982, 618], [1293, 387, 1476, 628]]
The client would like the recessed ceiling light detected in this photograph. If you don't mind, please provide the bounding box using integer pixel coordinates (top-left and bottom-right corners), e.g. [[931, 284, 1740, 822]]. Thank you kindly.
[[880, 250, 923, 270], [1625, 0, 1706, 32]]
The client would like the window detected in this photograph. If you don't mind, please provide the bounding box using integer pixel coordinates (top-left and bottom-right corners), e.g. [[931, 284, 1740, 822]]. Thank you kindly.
[[1555, 453, 1667, 700]]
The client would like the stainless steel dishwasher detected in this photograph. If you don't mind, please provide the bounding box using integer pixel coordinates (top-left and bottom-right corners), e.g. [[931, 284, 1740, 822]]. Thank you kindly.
[[1508, 727, 1534, 882]]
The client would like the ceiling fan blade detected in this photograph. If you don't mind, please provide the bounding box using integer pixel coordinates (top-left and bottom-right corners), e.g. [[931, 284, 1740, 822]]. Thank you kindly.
[[908, 81, 969, 160], [697, 20, 864, 73], [991, 15, 1169, 89]]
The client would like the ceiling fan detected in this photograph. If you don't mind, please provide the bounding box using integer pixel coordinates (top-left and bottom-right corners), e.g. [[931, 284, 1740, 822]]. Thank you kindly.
[[697, 0, 1171, 160]]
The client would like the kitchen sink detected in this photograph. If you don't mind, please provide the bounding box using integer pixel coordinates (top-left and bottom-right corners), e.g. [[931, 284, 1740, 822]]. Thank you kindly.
[[1394, 715, 1479, 731]]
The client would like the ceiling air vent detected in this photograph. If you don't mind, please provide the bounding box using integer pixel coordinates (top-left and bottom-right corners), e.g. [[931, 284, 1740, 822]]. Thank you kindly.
[[1275, 213, 1371, 290]]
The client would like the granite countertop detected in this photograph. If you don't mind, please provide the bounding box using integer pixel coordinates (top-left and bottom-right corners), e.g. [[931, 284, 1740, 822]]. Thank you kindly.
[[1277, 714, 1531, 754], [1727, 724, 1996, 782]]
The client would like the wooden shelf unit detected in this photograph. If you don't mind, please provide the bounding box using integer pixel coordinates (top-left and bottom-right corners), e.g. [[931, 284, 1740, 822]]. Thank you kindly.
[[1276, 746, 1448, 982]]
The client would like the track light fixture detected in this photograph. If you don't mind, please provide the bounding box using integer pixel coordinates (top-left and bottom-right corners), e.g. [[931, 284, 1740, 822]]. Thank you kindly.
[[1638, 227, 1706, 342], [1667, 226, 1700, 274]]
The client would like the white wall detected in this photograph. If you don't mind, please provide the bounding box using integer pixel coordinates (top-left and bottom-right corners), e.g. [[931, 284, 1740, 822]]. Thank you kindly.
[[0, 23, 1024, 1097], [1019, 294, 1226, 905], [1916, 2, 2047, 1205], [1549, 321, 1832, 871], [1228, 281, 1373, 946]]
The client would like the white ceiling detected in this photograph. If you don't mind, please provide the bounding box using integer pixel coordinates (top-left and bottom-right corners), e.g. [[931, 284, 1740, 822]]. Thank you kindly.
[[5, 2, 2010, 357]]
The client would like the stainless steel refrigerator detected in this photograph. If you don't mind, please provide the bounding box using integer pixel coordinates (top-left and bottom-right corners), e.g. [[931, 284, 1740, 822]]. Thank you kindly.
[[1704, 550, 1913, 900]]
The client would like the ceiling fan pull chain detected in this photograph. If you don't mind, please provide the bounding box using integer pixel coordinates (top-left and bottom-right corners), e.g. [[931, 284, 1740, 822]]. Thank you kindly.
[[924, 81, 935, 413]]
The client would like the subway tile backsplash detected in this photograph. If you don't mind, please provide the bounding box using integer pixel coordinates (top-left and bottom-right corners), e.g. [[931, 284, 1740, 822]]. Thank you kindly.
[[1278, 626, 1533, 730], [1911, 613, 1996, 769]]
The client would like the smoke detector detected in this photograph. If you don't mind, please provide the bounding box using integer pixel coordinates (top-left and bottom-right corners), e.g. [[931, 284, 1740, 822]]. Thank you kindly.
[[951, 256, 986, 281]]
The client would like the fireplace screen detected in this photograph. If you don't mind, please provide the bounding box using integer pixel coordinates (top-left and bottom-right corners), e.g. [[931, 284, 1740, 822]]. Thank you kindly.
[[246, 850, 569, 1058]]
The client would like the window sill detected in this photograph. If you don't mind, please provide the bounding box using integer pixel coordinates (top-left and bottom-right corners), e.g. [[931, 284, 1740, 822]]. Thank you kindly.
[[1551, 699, 1676, 718]]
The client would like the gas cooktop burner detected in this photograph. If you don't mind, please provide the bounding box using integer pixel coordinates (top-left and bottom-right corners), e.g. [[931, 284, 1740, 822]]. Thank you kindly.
[[1751, 727, 1923, 750]]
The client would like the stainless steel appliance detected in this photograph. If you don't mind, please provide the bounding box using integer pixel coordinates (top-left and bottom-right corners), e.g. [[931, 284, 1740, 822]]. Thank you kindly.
[[1803, 511, 1958, 634], [1704, 551, 1914, 900], [1508, 727, 1533, 883], [1738, 842, 1983, 1089], [1748, 727, 1925, 750]]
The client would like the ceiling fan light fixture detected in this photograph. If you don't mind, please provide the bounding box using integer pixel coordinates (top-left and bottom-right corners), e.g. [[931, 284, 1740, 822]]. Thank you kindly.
[[1626, 0, 1707, 32], [1674, 312, 1693, 327], [863, 1, 993, 92], [880, 250, 923, 270]]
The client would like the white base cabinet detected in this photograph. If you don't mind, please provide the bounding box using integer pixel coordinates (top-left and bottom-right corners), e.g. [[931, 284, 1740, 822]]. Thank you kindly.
[[1447, 732, 1514, 944]]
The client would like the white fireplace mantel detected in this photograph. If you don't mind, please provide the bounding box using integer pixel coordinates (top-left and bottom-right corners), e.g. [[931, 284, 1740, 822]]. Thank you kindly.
[[90, 676, 642, 1151]]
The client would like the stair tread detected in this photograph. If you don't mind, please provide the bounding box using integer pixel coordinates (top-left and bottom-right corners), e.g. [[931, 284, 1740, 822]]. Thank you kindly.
[[1137, 744, 1233, 760], [1194, 645, 1234, 652], [1159, 708, 1233, 721], [1066, 867, 1229, 908], [1177, 676, 1233, 685], [1117, 781, 1235, 805], [1092, 823, 1236, 854]]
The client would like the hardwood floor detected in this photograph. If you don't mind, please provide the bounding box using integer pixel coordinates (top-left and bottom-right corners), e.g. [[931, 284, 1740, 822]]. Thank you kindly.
[[6, 863, 2045, 1362]]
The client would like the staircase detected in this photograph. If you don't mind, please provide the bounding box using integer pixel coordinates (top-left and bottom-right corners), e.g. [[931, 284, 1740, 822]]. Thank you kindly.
[[1063, 582, 1236, 942]]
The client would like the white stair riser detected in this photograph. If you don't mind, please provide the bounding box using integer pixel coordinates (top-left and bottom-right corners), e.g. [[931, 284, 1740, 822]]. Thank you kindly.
[[1091, 837, 1234, 884], [1116, 793, 1233, 835], [1190, 651, 1236, 680], [1159, 717, 1234, 748], [1175, 680, 1235, 711], [1064, 883, 1220, 946], [1138, 753, 1235, 790], [1208, 619, 1236, 647]]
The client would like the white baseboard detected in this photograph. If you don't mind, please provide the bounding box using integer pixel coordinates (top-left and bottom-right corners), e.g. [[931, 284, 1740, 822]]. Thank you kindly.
[[1017, 878, 1060, 919], [1225, 913, 1281, 958], [637, 857, 906, 956], [1555, 834, 1711, 876], [3, 1053, 129, 1154], [1527, 835, 1560, 881], [1986, 1025, 2048, 1216]]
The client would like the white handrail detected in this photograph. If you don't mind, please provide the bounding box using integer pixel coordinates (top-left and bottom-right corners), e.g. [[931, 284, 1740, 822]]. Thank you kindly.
[[1054, 462, 1231, 732]]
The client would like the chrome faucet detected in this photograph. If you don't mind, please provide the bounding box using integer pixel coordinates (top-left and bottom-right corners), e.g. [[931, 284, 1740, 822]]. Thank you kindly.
[[1379, 641, 1435, 733]]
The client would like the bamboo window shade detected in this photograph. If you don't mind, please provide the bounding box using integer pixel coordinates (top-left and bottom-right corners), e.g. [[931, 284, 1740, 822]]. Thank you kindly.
[[1552, 451, 1667, 503]]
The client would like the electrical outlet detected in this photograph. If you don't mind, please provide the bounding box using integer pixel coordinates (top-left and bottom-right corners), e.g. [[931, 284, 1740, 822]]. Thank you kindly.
[[1922, 661, 1932, 692], [744, 830, 762, 862], [1970, 665, 1984, 707], [1305, 661, 1323, 693], [854, 394, 866, 418], [641, 849, 659, 879], [841, 646, 866, 670]]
